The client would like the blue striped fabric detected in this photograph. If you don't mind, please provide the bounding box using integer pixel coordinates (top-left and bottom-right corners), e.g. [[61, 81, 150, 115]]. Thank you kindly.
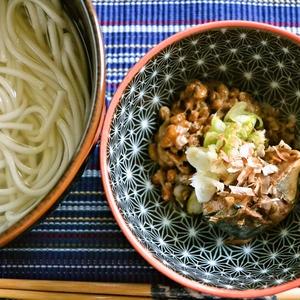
[[0, 1, 299, 299]]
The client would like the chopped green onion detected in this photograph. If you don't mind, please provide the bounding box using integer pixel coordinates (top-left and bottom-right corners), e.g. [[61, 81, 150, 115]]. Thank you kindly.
[[186, 101, 266, 205], [186, 191, 203, 215], [204, 131, 218, 147], [211, 115, 226, 132]]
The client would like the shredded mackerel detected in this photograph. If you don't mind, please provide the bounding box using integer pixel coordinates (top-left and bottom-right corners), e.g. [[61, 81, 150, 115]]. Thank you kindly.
[[229, 185, 255, 196], [219, 141, 291, 198]]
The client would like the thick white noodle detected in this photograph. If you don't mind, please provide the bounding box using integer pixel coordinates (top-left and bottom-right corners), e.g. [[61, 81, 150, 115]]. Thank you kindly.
[[63, 33, 90, 105], [39, 91, 65, 138], [0, 122, 33, 131], [0, 67, 45, 89], [24, 1, 46, 50], [21, 34, 83, 140], [36, 6, 47, 41], [65, 17, 88, 80], [48, 19, 62, 69], [0, 35, 6, 63], [0, 76, 17, 101], [0, 0, 89, 233], [0, 87, 13, 112], [61, 51, 84, 118]]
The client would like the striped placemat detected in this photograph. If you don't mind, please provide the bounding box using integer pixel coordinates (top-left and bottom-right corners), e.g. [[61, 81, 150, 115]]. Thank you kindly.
[[0, 1, 299, 299]]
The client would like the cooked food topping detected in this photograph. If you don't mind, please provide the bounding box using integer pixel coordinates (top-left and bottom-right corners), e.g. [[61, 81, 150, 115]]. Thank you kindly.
[[150, 80, 299, 243]]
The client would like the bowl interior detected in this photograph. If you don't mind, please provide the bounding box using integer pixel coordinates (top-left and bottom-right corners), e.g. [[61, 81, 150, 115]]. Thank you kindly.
[[107, 27, 300, 290]]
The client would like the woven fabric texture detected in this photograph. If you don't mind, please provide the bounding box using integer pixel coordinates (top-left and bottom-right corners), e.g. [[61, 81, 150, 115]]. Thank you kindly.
[[0, 1, 299, 299]]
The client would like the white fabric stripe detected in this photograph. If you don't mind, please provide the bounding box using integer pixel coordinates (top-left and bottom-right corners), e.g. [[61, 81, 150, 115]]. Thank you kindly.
[[70, 191, 104, 195], [106, 95, 113, 102], [106, 72, 128, 77], [81, 169, 100, 178], [3, 248, 135, 252], [0, 264, 151, 269], [93, 0, 298, 7], [106, 53, 146, 57], [57, 205, 110, 211], [106, 67, 131, 72], [56, 200, 106, 203], [106, 57, 141, 63], [39, 221, 116, 226], [48, 202, 107, 206], [101, 24, 188, 33], [106, 78, 128, 83], [105, 44, 155, 48], [101, 24, 300, 34]]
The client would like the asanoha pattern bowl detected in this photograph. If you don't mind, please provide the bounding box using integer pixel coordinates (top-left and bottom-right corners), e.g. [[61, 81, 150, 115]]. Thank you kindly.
[[100, 21, 300, 298]]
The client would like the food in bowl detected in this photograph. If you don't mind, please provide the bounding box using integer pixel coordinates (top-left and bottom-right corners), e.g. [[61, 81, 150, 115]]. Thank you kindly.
[[0, 0, 90, 233], [149, 80, 300, 243]]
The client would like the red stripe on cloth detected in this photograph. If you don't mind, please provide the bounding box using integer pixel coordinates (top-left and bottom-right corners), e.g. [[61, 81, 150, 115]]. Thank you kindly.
[[107, 83, 120, 88]]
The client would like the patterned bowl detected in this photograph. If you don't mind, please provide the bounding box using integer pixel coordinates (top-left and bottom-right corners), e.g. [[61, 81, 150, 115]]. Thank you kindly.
[[100, 21, 300, 298]]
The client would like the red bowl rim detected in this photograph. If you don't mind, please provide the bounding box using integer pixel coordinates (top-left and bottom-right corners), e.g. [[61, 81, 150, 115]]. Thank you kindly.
[[100, 20, 300, 298]]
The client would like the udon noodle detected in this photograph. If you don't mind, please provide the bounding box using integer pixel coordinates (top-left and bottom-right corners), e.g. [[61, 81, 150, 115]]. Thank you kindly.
[[0, 0, 89, 232]]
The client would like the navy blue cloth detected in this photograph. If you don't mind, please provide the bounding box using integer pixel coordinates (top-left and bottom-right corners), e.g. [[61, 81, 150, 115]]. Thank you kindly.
[[0, 1, 299, 299]]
